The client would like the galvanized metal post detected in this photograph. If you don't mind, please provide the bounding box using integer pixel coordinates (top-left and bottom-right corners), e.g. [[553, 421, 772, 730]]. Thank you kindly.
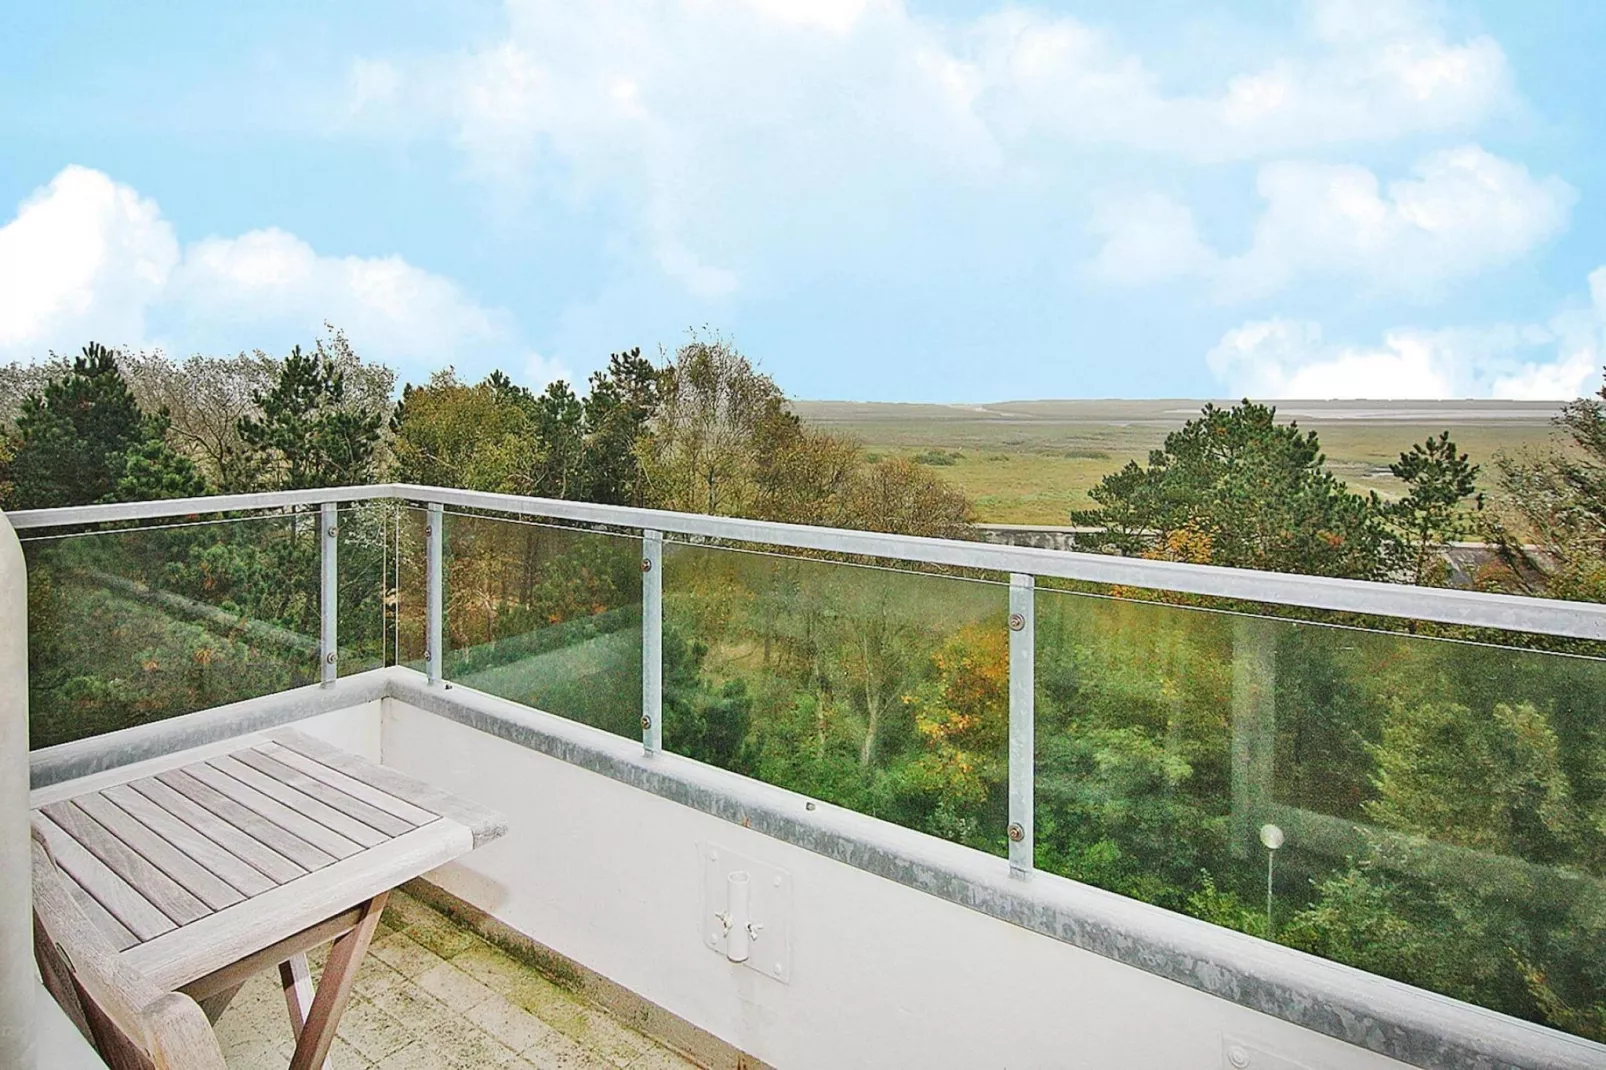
[[320, 502, 338, 688], [1008, 573, 1035, 877], [427, 502, 444, 685], [642, 529, 663, 755]]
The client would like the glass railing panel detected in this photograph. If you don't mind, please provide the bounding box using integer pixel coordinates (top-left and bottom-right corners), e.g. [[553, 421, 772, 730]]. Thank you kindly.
[[336, 501, 389, 677], [441, 512, 642, 738], [22, 513, 322, 748], [664, 543, 1011, 857], [394, 505, 430, 672], [1034, 585, 1606, 1041]]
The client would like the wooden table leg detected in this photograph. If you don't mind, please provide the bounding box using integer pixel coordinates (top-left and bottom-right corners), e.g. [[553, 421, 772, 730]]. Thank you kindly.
[[279, 954, 330, 1070], [287, 891, 390, 1070]]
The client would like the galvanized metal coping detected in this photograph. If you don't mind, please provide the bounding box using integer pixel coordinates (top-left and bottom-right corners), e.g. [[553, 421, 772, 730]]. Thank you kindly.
[[9, 482, 1606, 640]]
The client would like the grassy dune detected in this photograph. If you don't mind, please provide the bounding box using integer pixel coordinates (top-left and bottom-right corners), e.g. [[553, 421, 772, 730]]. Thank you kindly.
[[794, 399, 1568, 525]]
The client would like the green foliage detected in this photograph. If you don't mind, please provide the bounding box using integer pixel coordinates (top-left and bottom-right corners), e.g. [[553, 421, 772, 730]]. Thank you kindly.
[[1487, 369, 1606, 600], [389, 369, 541, 493], [2, 343, 206, 509], [579, 347, 661, 505], [1367, 700, 1581, 861], [1384, 431, 1482, 585], [237, 342, 382, 490], [1073, 400, 1387, 579], [389, 349, 663, 506], [1281, 861, 1513, 1007], [662, 629, 752, 769]]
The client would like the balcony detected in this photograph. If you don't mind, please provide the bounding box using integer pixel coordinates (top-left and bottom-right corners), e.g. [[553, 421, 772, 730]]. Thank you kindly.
[[5, 484, 1606, 1069]]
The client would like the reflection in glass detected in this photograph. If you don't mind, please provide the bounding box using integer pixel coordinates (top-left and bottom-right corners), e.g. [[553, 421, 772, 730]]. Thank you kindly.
[[1034, 585, 1606, 1039]]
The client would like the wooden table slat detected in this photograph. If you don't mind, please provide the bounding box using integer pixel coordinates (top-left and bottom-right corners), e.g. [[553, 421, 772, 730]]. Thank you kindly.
[[232, 748, 417, 837], [179, 763, 366, 860], [100, 783, 277, 898], [125, 821, 473, 992], [272, 730, 507, 849], [153, 770, 337, 873], [40, 801, 211, 926], [31, 814, 177, 942], [59, 865, 140, 951], [71, 792, 246, 912], [212, 754, 393, 845], [255, 742, 437, 826]]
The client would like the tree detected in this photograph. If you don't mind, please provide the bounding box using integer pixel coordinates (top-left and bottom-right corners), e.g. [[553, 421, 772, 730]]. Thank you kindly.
[[642, 332, 978, 535], [1484, 369, 1606, 600], [528, 381, 585, 499], [1073, 401, 1388, 579], [843, 458, 974, 540], [2, 343, 205, 508], [119, 348, 280, 491], [642, 334, 795, 516], [1384, 431, 1482, 586], [1366, 699, 1581, 861], [389, 369, 540, 493], [236, 341, 383, 491], [580, 347, 662, 506]]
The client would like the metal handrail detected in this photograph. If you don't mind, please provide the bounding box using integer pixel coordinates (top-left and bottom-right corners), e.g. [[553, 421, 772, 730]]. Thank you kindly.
[[8, 482, 1606, 639]]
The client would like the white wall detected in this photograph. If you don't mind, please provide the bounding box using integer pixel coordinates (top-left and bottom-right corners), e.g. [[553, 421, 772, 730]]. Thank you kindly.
[[382, 700, 1411, 1070]]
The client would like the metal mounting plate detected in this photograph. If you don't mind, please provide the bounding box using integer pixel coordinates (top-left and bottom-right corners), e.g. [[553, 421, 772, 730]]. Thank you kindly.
[[702, 842, 793, 984]]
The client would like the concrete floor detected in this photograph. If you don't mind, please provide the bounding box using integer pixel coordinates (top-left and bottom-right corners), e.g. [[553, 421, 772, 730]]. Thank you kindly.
[[212, 891, 701, 1070]]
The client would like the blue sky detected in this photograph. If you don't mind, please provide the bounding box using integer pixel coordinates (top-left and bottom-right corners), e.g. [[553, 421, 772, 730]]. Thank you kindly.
[[2, 0, 1604, 401]]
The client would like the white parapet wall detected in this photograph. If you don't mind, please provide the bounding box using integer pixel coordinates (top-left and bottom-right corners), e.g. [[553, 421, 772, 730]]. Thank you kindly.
[[28, 669, 1602, 1070], [383, 697, 1415, 1070]]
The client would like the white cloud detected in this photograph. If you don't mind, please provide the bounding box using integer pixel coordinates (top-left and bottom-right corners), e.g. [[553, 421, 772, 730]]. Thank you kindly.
[[522, 350, 572, 390], [343, 0, 1518, 299], [0, 167, 524, 384], [967, 0, 1511, 160], [1089, 146, 1573, 299], [171, 227, 509, 367], [0, 166, 178, 352], [1219, 146, 1574, 299], [1207, 269, 1606, 400], [1083, 193, 1215, 285]]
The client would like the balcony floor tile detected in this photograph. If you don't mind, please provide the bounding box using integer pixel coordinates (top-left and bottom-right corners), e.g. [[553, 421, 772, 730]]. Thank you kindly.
[[211, 891, 700, 1070]]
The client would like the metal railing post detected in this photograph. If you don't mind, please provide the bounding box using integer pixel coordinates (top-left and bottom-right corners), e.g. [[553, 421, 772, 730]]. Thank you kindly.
[[1008, 573, 1035, 877], [320, 502, 338, 688], [427, 502, 444, 685], [642, 530, 663, 755]]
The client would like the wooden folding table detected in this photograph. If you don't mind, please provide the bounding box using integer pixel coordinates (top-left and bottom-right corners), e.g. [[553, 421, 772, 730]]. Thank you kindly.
[[31, 727, 505, 1070]]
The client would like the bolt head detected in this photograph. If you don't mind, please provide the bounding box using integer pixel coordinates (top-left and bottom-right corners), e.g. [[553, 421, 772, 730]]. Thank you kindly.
[[1008, 612, 1026, 632], [1227, 1045, 1250, 1068], [1006, 822, 1025, 842], [325, 652, 337, 665], [641, 715, 653, 731], [641, 558, 653, 573]]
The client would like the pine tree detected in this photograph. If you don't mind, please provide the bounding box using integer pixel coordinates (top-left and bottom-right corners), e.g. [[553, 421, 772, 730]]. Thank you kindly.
[[236, 343, 382, 491], [3, 343, 206, 508]]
